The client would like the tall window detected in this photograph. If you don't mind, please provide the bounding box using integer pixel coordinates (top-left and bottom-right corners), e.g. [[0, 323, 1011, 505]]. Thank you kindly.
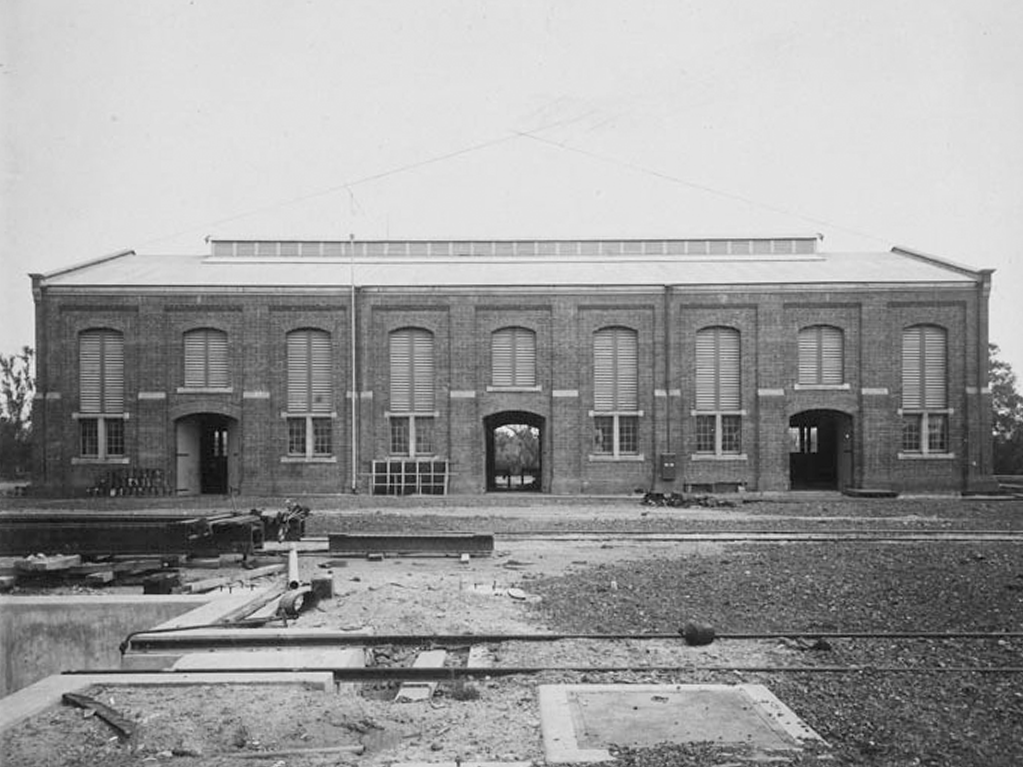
[[901, 324, 949, 454], [286, 329, 333, 457], [491, 327, 536, 388], [798, 325, 844, 385], [695, 326, 741, 455], [79, 329, 125, 458], [389, 328, 435, 456], [592, 327, 639, 457], [183, 328, 229, 388]]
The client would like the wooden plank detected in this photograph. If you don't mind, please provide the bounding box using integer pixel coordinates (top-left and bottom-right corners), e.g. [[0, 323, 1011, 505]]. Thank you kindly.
[[61, 692, 135, 741], [15, 554, 82, 572]]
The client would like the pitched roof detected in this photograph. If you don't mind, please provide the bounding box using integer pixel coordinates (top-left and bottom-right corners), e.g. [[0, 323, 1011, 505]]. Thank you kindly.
[[36, 238, 989, 290]]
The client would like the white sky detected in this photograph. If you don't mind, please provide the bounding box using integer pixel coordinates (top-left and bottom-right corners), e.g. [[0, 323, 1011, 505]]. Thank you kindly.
[[2, 0, 1022, 374]]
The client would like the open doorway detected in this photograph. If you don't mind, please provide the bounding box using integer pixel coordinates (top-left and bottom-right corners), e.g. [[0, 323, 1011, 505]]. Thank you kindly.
[[789, 409, 853, 490], [485, 411, 544, 492], [175, 414, 238, 495]]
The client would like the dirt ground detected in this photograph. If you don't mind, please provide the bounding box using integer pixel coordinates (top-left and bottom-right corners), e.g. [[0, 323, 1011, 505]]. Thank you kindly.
[[0, 513, 795, 766], [2, 495, 1021, 766]]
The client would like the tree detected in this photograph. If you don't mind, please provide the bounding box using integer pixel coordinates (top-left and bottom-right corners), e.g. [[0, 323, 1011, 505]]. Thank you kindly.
[[0, 346, 34, 479], [990, 343, 1023, 474]]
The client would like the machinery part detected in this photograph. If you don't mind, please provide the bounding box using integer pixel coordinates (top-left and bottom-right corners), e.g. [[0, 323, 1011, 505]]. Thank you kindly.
[[278, 586, 315, 618]]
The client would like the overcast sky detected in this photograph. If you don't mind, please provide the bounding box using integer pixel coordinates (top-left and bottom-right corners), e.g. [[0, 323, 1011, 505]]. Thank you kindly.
[[3, 0, 1021, 374]]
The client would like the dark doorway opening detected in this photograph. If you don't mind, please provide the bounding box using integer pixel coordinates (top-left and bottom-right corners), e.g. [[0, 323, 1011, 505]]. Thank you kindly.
[[789, 410, 853, 490], [485, 411, 544, 492], [176, 414, 237, 495]]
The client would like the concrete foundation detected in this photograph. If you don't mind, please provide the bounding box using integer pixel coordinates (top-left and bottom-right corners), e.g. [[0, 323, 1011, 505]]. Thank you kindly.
[[539, 684, 823, 763], [0, 594, 210, 697]]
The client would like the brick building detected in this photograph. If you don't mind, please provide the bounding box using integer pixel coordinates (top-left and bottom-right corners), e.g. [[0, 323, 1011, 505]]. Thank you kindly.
[[30, 236, 996, 496]]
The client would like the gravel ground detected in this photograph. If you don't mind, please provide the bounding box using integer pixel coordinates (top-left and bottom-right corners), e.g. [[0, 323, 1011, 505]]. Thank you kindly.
[[2, 496, 1022, 766], [526, 540, 1023, 766]]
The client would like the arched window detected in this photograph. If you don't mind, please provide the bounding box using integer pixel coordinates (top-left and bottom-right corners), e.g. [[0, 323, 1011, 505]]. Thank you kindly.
[[491, 327, 536, 388], [591, 327, 639, 457], [389, 328, 435, 456], [797, 325, 844, 385], [183, 328, 229, 388], [901, 324, 949, 454], [285, 329, 333, 457], [694, 326, 741, 455], [78, 328, 125, 458]]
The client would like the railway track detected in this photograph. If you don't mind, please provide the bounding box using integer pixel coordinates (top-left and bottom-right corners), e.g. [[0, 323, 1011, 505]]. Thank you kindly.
[[497, 529, 1023, 543]]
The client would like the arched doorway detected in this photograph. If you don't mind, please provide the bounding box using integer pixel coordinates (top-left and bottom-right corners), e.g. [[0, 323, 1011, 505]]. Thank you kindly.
[[484, 411, 544, 492], [175, 413, 239, 495], [789, 410, 853, 490]]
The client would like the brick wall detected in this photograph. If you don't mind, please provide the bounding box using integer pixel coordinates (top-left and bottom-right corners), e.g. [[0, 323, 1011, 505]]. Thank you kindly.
[[31, 282, 994, 496]]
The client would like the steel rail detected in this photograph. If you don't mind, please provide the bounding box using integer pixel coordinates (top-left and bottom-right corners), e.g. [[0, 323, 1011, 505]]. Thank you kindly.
[[124, 629, 1023, 652], [496, 530, 1023, 542], [65, 665, 1023, 680]]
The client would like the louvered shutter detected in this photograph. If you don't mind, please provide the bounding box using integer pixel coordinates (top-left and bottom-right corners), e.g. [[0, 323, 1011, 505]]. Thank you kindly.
[[695, 329, 716, 411], [922, 326, 947, 409], [79, 332, 103, 413], [309, 330, 332, 413], [183, 330, 207, 387], [696, 327, 739, 410], [287, 330, 332, 413], [820, 326, 843, 384], [206, 330, 228, 388], [492, 329, 514, 387], [411, 330, 434, 412], [902, 327, 923, 409], [800, 326, 843, 384], [593, 330, 615, 411], [390, 331, 412, 412], [797, 327, 818, 384], [80, 330, 123, 413], [717, 328, 740, 410], [616, 329, 638, 410], [514, 328, 536, 387], [287, 331, 310, 412]]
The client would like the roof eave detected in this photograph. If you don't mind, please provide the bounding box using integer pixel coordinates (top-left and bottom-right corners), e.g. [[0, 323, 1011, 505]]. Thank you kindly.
[[35, 249, 137, 284], [891, 246, 993, 280]]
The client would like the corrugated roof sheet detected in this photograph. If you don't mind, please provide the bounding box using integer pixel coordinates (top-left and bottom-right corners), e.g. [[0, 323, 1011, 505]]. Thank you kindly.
[[38, 244, 984, 289]]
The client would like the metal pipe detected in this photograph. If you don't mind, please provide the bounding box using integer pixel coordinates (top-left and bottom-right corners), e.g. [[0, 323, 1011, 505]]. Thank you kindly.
[[349, 233, 358, 493], [287, 542, 300, 589]]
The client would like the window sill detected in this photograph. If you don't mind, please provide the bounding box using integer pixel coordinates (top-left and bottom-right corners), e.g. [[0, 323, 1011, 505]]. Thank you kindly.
[[72, 457, 130, 465], [281, 412, 338, 419], [794, 383, 850, 391], [689, 453, 748, 462], [588, 454, 646, 462], [280, 456, 337, 464], [177, 387, 234, 394], [486, 385, 542, 393], [897, 452, 956, 460], [386, 455, 439, 461]]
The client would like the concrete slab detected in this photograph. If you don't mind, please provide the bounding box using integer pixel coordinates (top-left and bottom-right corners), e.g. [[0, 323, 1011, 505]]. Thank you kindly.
[[0, 671, 334, 734], [539, 684, 823, 764], [395, 649, 446, 701], [392, 762, 533, 767], [172, 647, 365, 671], [148, 587, 274, 629]]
